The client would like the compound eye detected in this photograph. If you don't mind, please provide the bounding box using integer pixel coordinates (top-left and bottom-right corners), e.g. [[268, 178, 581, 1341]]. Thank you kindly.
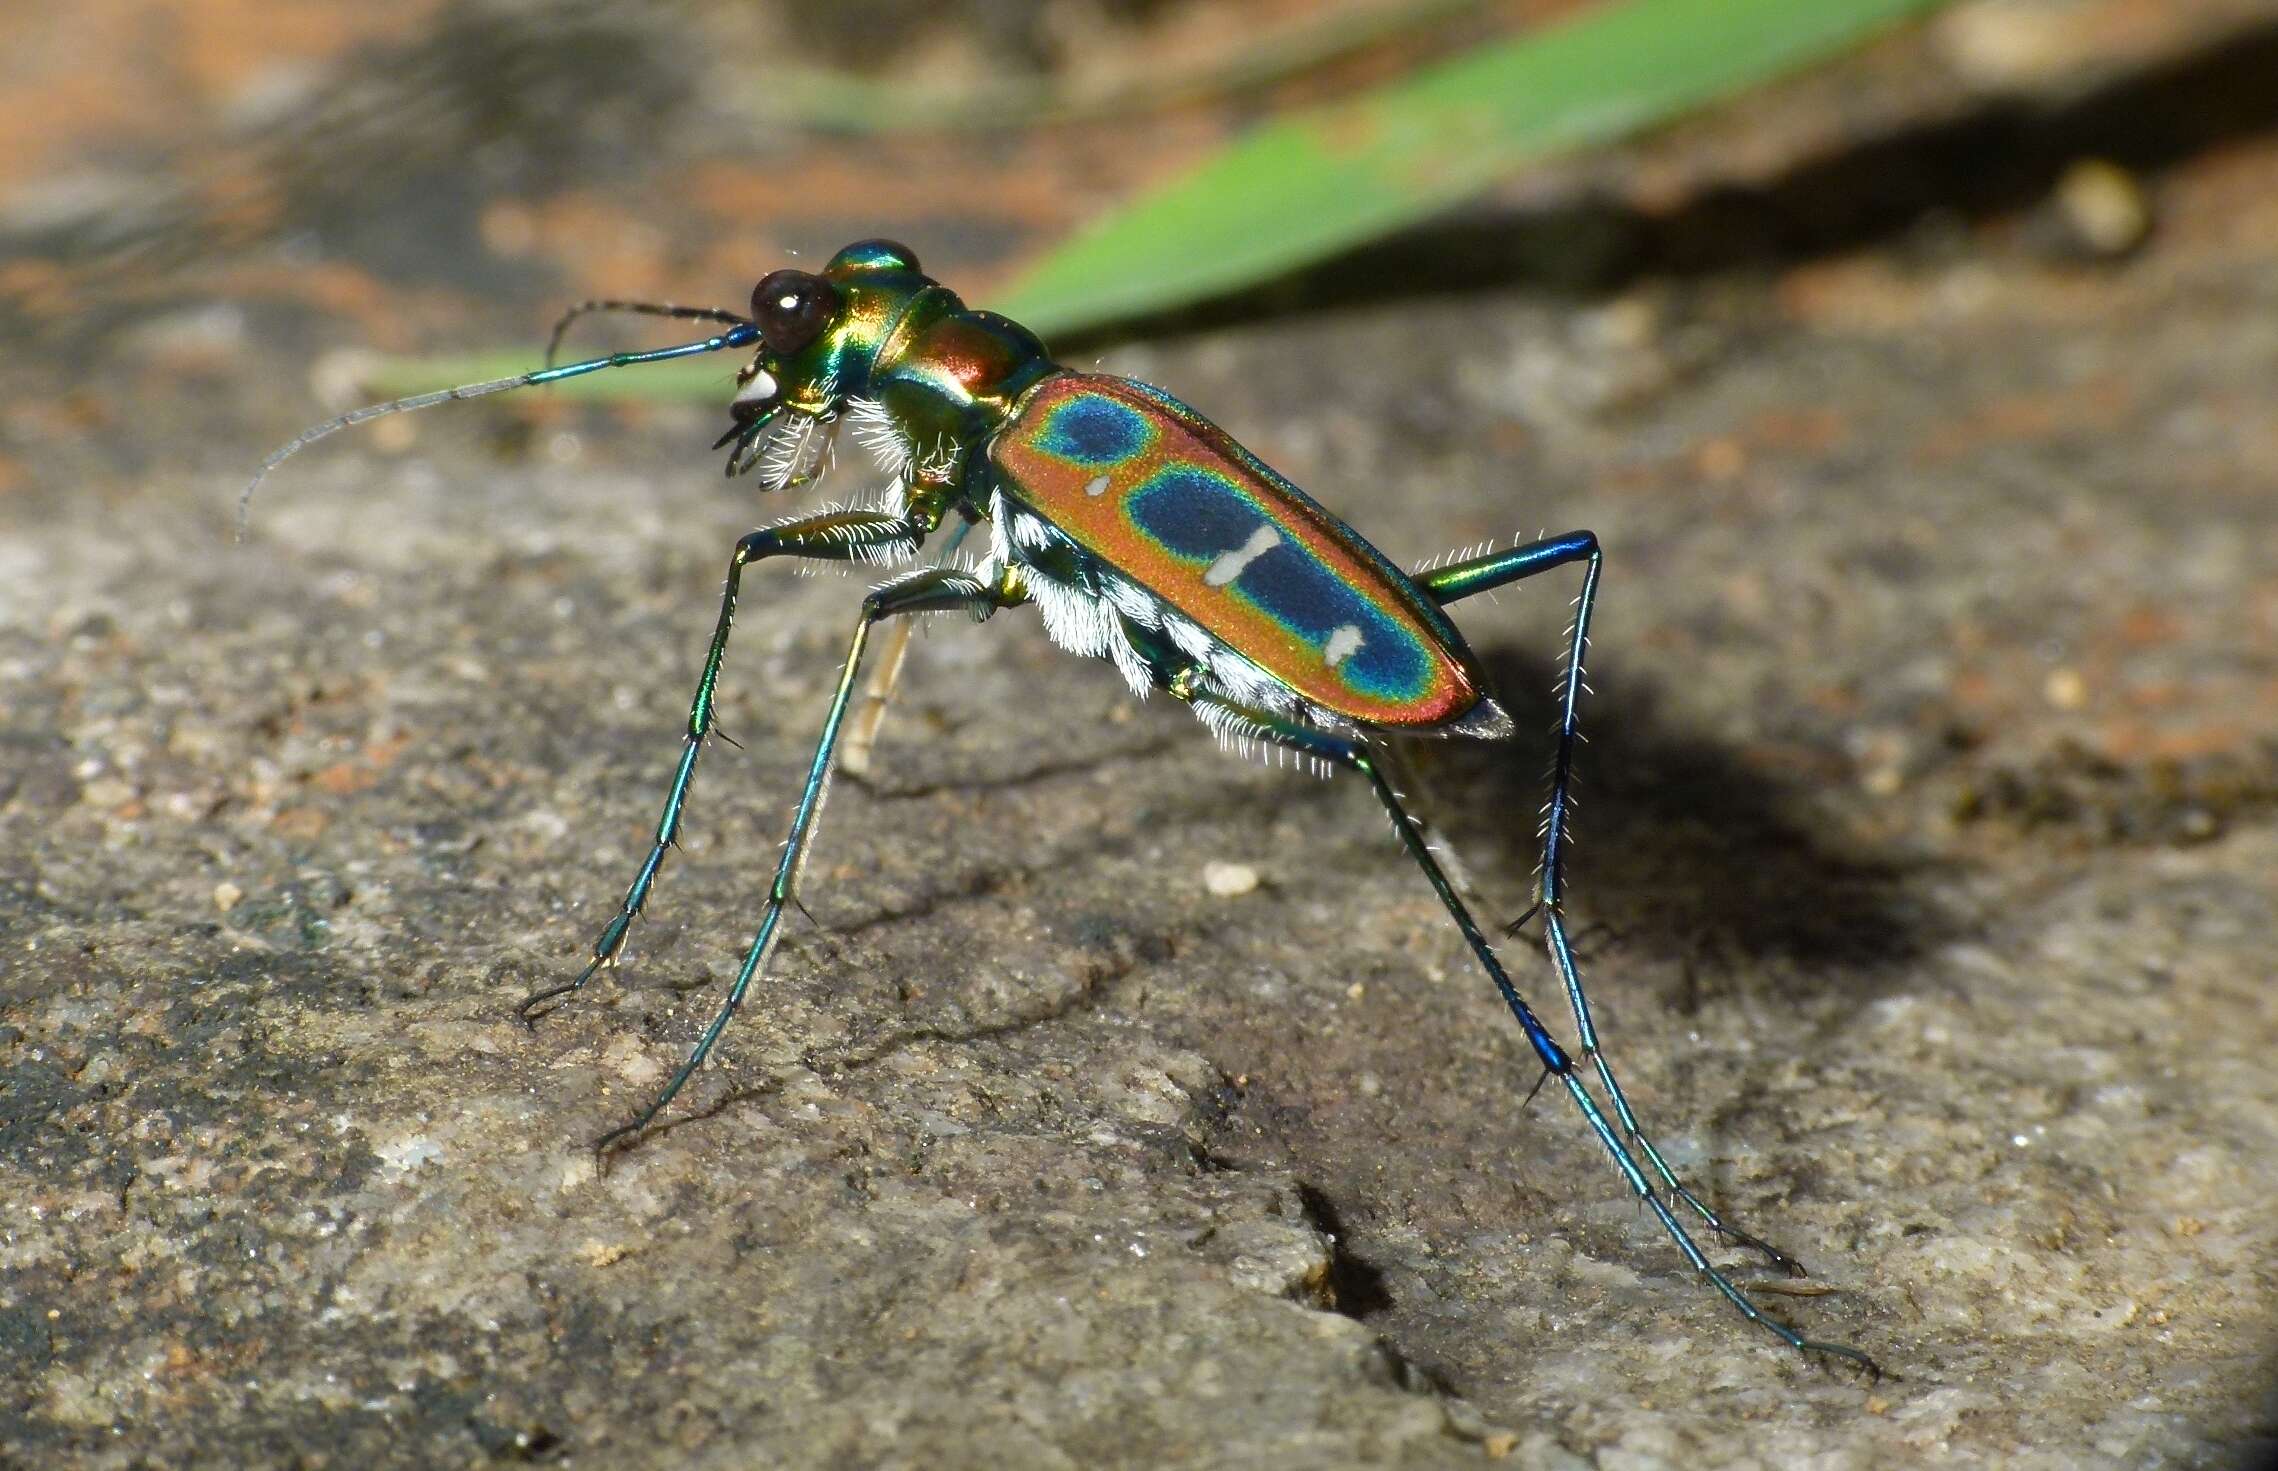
[[750, 269, 838, 355]]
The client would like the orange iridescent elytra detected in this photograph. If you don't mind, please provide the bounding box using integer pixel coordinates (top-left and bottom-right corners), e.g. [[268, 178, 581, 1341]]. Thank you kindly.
[[990, 373, 1491, 729]]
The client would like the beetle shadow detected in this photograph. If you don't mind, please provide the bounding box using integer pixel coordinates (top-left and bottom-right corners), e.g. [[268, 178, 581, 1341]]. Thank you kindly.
[[1395, 645, 1944, 1007]]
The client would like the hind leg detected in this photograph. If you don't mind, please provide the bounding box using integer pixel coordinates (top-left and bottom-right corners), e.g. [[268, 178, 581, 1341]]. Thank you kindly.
[[1424, 532, 1807, 1272], [1182, 689, 1872, 1367]]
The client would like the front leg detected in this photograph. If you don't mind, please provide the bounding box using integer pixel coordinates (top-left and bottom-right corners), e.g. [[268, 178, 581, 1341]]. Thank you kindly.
[[594, 566, 1025, 1152], [517, 510, 924, 1023]]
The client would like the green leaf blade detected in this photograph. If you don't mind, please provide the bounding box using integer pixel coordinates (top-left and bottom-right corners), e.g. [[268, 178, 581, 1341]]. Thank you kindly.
[[998, 0, 1950, 337]]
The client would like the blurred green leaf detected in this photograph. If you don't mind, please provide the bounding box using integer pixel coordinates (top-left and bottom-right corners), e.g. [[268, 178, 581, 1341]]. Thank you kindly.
[[998, 0, 1949, 336], [740, 0, 1487, 134], [358, 354, 743, 402], [371, 0, 1948, 402]]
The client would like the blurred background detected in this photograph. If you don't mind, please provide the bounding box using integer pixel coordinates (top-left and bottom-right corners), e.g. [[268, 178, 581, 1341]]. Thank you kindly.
[[3, 2, 2276, 1467], [8, 0, 2276, 413]]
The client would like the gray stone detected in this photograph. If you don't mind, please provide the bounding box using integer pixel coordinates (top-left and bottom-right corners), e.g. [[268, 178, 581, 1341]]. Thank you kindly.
[[4, 8, 2277, 1468]]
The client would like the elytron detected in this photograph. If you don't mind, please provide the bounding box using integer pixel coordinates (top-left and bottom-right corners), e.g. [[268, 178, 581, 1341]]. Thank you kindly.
[[249, 239, 1873, 1370]]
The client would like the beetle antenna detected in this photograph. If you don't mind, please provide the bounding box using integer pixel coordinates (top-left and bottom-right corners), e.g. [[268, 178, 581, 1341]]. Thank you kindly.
[[544, 300, 749, 369], [240, 322, 760, 538]]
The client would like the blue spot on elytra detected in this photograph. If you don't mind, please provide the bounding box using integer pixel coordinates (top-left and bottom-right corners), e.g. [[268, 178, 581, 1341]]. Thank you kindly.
[[1037, 394, 1150, 465], [1126, 466, 1429, 702], [1129, 469, 1259, 559], [1244, 546, 1427, 699]]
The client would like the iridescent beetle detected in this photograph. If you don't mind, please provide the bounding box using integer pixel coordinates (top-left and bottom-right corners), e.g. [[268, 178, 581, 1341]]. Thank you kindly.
[[247, 240, 1873, 1370]]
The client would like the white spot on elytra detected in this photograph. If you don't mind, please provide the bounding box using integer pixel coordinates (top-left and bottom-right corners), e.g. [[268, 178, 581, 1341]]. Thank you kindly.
[[1322, 623, 1365, 668], [1083, 473, 1111, 496], [1203, 525, 1280, 587]]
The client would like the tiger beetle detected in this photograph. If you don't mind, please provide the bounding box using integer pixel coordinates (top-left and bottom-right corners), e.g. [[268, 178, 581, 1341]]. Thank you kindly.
[[246, 239, 1875, 1372]]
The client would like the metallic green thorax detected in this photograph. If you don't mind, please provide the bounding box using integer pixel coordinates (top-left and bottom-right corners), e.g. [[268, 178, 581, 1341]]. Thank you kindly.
[[762, 242, 1054, 526]]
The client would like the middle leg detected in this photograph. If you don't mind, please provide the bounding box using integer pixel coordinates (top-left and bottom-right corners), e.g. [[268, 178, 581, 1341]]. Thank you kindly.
[[519, 509, 924, 1024], [593, 566, 1020, 1153]]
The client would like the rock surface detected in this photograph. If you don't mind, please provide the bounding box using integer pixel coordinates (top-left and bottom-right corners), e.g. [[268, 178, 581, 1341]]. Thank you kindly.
[[2, 3, 2275, 1467]]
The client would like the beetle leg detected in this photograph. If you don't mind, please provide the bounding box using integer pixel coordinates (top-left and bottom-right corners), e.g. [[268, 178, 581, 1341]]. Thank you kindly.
[[518, 511, 928, 1026], [840, 517, 977, 782], [1424, 531, 1802, 1275], [592, 567, 1025, 1156], [1182, 691, 1874, 1372]]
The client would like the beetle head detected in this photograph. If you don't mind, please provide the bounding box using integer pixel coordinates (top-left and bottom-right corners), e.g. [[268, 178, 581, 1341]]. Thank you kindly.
[[720, 239, 930, 480]]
